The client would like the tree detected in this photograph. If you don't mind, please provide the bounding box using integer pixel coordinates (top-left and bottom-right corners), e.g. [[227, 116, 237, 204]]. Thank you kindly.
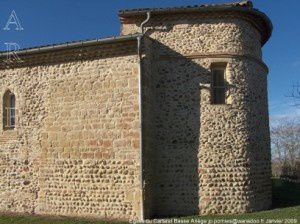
[[271, 118, 300, 179]]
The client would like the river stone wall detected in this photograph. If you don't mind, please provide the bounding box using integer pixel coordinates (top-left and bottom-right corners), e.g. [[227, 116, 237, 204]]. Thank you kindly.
[[123, 13, 271, 217], [0, 41, 142, 220]]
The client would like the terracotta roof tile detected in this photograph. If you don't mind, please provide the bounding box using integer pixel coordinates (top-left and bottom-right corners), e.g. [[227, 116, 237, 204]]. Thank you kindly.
[[118, 0, 253, 16]]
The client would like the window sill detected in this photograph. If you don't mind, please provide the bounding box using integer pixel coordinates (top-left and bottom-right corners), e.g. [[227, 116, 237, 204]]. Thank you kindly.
[[209, 103, 231, 107], [2, 127, 16, 132]]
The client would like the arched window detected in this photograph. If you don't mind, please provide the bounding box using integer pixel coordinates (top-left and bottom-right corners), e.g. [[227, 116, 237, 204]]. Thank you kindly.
[[3, 90, 16, 129]]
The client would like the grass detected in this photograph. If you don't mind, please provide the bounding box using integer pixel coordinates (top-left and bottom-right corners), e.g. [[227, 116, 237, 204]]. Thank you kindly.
[[0, 179, 299, 224]]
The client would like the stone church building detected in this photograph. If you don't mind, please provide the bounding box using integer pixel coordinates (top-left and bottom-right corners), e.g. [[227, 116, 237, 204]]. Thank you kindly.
[[0, 0, 272, 221]]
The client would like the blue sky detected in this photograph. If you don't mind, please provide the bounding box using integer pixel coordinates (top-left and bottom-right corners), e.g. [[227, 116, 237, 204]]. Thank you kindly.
[[0, 0, 299, 122]]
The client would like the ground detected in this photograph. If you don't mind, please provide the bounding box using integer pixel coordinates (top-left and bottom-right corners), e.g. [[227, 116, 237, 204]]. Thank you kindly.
[[0, 179, 299, 224]]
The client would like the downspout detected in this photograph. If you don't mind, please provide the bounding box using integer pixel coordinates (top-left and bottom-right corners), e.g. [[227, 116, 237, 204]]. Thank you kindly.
[[137, 11, 151, 222]]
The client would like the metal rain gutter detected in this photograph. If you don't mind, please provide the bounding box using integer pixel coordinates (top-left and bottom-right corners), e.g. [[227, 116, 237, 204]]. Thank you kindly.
[[137, 11, 151, 222]]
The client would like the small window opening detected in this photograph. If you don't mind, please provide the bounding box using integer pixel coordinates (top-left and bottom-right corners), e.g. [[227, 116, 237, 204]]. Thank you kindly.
[[211, 65, 226, 104], [3, 90, 16, 129]]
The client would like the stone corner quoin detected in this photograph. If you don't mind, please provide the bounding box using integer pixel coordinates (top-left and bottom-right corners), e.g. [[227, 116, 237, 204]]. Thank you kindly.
[[0, 0, 272, 221]]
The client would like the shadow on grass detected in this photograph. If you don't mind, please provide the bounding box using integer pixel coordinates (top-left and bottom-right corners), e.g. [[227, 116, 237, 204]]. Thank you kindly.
[[272, 178, 300, 209]]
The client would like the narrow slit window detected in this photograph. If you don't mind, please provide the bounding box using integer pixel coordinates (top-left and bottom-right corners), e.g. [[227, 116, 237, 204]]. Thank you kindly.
[[3, 90, 16, 129], [211, 65, 226, 104]]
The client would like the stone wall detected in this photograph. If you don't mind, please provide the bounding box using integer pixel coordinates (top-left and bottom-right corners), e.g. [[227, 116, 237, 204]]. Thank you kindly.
[[0, 7, 272, 221], [0, 40, 142, 220], [122, 13, 271, 217]]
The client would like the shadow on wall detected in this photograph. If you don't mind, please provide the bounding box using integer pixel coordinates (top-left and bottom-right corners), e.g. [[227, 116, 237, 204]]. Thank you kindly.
[[144, 38, 231, 218]]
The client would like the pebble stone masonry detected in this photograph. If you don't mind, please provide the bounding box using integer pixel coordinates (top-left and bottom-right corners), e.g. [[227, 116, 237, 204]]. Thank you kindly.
[[0, 0, 272, 221]]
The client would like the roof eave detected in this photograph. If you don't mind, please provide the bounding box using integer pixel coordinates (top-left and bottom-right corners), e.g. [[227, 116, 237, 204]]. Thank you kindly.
[[0, 34, 142, 57], [119, 7, 272, 46]]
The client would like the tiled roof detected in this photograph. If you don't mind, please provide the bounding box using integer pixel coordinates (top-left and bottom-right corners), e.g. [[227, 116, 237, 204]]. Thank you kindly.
[[119, 0, 253, 16], [0, 34, 141, 56]]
